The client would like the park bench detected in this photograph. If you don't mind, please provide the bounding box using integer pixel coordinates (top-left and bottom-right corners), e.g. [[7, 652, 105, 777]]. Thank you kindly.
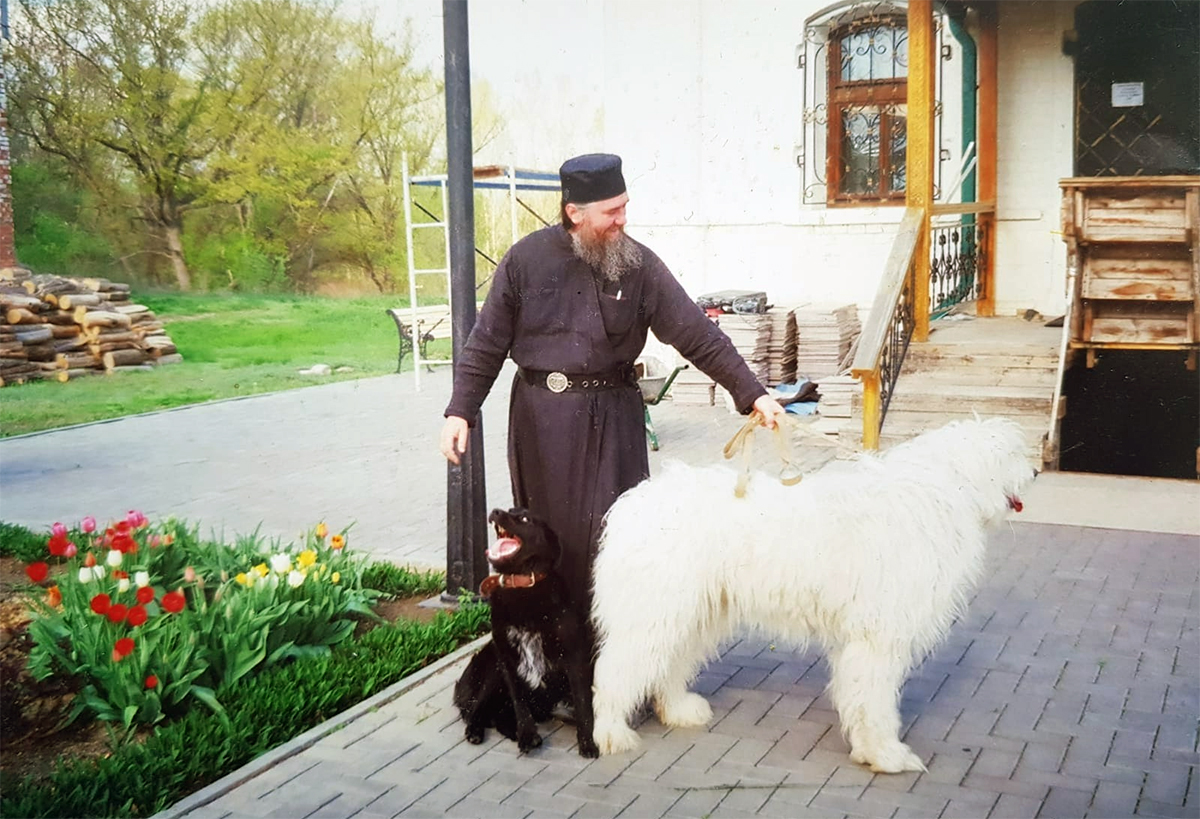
[[385, 306, 453, 372]]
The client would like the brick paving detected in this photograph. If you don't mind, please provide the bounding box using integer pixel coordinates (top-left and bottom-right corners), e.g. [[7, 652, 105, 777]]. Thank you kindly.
[[1, 367, 1196, 819], [158, 521, 1197, 819]]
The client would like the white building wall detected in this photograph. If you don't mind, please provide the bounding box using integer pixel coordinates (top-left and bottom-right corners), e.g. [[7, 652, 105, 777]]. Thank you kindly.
[[594, 0, 973, 312], [994, 0, 1079, 318], [461, 0, 1070, 317]]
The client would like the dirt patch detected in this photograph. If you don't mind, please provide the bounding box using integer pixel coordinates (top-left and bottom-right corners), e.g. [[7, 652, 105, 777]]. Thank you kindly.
[[0, 555, 445, 783]]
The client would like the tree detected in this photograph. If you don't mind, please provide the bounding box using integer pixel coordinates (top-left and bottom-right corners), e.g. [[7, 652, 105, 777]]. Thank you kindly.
[[8, 0, 286, 290]]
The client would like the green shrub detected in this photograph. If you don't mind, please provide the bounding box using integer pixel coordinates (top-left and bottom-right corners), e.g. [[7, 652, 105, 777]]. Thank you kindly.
[[0, 521, 50, 563], [361, 560, 444, 599]]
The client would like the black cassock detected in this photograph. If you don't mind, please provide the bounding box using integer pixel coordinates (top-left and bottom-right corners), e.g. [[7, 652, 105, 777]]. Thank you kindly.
[[445, 225, 766, 603]]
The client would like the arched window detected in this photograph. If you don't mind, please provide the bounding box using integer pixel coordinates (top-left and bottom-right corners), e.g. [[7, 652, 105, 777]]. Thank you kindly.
[[828, 16, 908, 201], [797, 1, 944, 206]]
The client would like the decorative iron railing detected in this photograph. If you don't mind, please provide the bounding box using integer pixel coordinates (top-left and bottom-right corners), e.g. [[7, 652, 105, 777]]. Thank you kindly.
[[929, 202, 995, 320], [929, 216, 986, 318], [853, 203, 995, 448], [851, 208, 922, 449]]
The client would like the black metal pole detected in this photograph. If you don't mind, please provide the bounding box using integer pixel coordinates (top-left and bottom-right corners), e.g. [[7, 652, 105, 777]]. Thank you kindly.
[[442, 0, 489, 602]]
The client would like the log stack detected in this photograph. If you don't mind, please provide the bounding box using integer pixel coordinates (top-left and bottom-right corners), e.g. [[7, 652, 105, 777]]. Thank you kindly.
[[0, 268, 181, 386]]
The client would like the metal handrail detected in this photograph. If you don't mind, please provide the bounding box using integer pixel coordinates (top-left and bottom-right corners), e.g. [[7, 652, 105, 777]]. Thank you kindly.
[[850, 208, 923, 449]]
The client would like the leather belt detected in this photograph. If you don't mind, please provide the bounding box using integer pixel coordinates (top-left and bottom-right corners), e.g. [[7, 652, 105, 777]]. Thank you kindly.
[[518, 366, 635, 393]]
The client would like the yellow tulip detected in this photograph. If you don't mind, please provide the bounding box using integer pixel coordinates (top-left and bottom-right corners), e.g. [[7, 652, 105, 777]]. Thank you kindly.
[[315, 522, 328, 539], [331, 572, 341, 584], [253, 563, 269, 577], [298, 550, 318, 568], [330, 534, 346, 550]]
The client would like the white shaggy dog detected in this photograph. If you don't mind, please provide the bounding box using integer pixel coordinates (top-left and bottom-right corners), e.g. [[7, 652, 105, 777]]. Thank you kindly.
[[590, 417, 1035, 773]]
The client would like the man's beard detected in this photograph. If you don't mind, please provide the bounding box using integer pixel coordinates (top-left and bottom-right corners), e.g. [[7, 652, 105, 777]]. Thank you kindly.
[[571, 227, 643, 284]]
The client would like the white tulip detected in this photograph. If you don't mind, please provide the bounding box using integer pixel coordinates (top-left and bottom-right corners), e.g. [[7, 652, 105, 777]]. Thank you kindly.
[[117, 578, 131, 593], [91, 565, 107, 581], [106, 549, 123, 568], [287, 570, 305, 588], [270, 553, 292, 575], [78, 567, 94, 584], [135, 571, 151, 588]]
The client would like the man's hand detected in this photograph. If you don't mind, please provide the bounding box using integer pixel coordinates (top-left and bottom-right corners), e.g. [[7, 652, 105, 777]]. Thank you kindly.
[[752, 394, 788, 429], [440, 416, 470, 465]]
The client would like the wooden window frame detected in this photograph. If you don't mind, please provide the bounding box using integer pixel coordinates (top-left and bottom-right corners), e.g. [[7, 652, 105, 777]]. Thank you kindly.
[[826, 17, 908, 206]]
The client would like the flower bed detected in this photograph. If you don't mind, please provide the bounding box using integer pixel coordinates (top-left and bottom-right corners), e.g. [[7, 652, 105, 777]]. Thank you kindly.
[[0, 514, 488, 818]]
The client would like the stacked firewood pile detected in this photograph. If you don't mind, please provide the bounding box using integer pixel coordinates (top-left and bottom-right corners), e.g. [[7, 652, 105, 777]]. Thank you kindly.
[[0, 269, 181, 386]]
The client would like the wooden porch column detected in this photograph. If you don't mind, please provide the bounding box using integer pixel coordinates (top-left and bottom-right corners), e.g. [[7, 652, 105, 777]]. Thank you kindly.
[[907, 0, 936, 342], [977, 0, 999, 316]]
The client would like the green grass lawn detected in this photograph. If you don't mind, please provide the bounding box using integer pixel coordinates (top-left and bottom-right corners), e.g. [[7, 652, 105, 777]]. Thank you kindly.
[[0, 293, 452, 437]]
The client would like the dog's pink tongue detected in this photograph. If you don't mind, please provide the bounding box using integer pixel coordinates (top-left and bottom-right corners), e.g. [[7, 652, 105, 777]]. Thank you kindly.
[[487, 537, 521, 563], [1008, 495, 1023, 512]]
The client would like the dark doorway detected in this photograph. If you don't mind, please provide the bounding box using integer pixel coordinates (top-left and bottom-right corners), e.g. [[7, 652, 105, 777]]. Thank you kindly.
[[1073, 0, 1200, 176], [1059, 351, 1199, 479]]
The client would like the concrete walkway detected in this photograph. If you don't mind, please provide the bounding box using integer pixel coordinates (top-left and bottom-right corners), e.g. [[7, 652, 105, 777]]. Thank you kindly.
[[2, 369, 1198, 819]]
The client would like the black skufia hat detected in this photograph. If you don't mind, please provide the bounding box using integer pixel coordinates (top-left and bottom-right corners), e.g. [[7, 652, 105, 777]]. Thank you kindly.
[[559, 153, 626, 205]]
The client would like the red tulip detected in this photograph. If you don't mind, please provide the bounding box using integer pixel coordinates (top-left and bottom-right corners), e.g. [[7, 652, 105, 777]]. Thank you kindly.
[[47, 534, 68, 556], [113, 637, 135, 661], [161, 589, 186, 614], [126, 605, 148, 627], [136, 586, 155, 605], [25, 562, 49, 583], [145, 675, 158, 689], [90, 593, 112, 615], [106, 603, 129, 623]]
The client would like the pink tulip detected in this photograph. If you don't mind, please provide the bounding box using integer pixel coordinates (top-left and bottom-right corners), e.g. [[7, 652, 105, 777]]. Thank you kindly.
[[64, 541, 78, 558], [81, 516, 96, 534], [127, 509, 148, 529], [51, 522, 68, 538]]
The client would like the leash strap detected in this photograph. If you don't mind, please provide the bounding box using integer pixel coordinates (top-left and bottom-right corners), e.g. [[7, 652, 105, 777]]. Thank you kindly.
[[722, 411, 805, 498]]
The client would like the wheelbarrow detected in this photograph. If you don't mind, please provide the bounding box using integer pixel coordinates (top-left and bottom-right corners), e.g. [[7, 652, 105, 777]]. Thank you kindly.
[[636, 359, 688, 451]]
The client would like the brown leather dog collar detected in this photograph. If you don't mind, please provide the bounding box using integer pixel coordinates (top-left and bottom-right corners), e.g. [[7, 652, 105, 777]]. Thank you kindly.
[[479, 572, 547, 598]]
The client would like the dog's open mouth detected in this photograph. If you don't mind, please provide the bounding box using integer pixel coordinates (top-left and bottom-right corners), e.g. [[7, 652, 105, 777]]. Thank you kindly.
[[487, 524, 521, 563], [1007, 495, 1023, 513]]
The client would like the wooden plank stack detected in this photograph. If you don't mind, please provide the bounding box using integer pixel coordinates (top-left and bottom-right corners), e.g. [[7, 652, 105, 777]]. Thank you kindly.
[[0, 268, 181, 386], [765, 306, 798, 386], [794, 304, 861, 379], [716, 312, 771, 385]]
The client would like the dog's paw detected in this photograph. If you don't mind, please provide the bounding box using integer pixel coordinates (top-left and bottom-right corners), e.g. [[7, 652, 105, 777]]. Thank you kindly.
[[850, 740, 927, 774], [517, 730, 543, 753], [464, 725, 485, 745], [594, 718, 641, 755], [576, 733, 600, 759], [654, 692, 712, 728]]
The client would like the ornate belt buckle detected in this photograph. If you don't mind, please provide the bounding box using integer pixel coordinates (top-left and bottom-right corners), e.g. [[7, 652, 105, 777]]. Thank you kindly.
[[546, 371, 569, 393]]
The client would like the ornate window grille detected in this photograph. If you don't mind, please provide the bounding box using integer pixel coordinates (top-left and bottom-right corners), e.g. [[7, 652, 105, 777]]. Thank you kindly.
[[798, 1, 947, 205]]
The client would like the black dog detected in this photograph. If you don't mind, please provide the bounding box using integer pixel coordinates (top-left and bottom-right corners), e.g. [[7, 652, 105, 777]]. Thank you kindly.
[[453, 507, 598, 758]]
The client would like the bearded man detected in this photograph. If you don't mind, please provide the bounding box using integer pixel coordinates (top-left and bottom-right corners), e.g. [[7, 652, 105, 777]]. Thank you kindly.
[[441, 153, 785, 605]]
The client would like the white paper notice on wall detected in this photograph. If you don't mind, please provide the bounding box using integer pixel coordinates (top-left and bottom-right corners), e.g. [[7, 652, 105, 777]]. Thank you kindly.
[[1111, 82, 1144, 108]]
